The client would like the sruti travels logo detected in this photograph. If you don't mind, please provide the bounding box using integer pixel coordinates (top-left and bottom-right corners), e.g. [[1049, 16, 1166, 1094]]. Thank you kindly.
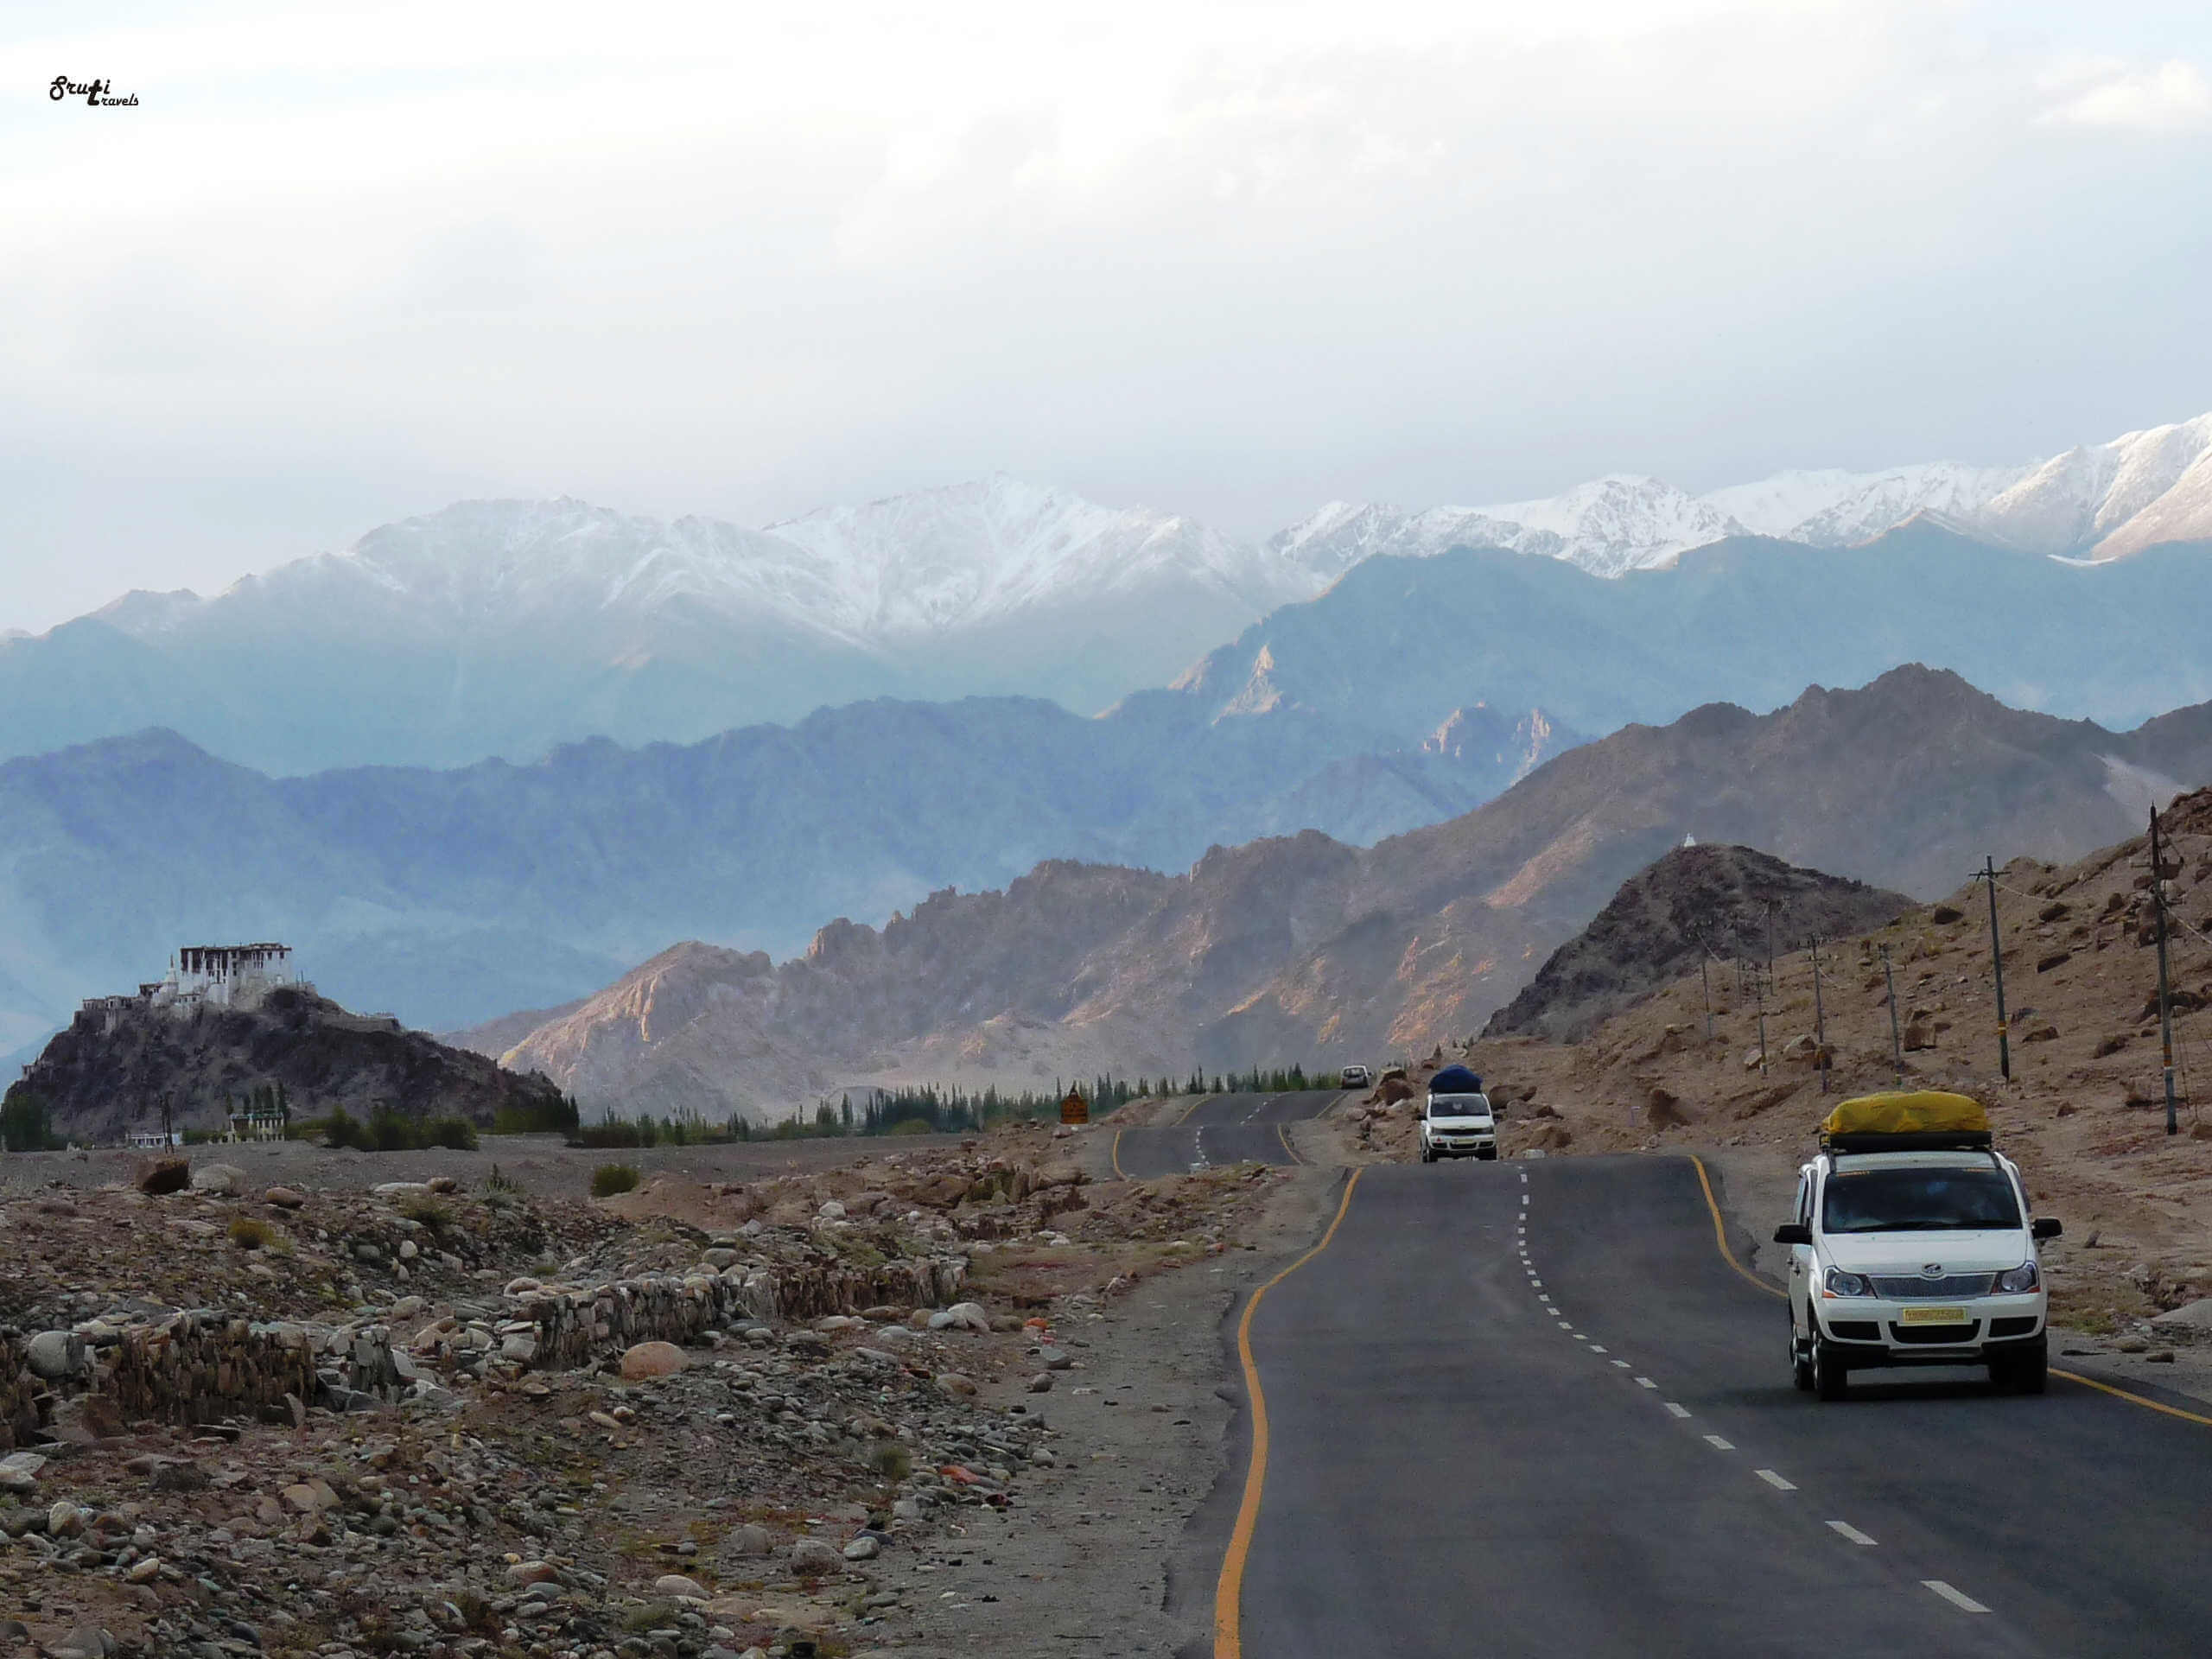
[[51, 76, 137, 108]]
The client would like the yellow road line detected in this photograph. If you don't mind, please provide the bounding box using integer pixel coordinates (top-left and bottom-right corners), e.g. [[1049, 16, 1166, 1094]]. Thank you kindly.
[[1215, 1166, 1362, 1659], [1175, 1094, 1210, 1126], [1275, 1122, 1304, 1166], [2052, 1368, 2212, 1428], [1688, 1155, 2212, 1431], [1688, 1153, 1784, 1299], [1111, 1128, 1128, 1182]]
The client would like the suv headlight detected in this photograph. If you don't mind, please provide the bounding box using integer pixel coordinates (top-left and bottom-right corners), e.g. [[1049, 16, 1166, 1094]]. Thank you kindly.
[[1996, 1262, 2040, 1294], [1822, 1267, 1874, 1298]]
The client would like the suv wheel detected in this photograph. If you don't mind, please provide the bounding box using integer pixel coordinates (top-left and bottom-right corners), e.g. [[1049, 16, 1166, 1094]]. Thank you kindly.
[[1420, 1145, 1434, 1164], [1812, 1330, 1849, 1402], [1992, 1338, 2048, 1395], [1790, 1307, 1814, 1393]]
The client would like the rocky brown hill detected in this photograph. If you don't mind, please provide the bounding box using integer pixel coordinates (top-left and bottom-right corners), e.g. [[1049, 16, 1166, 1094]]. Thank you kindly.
[[1482, 845, 1911, 1043], [7, 984, 569, 1145], [469, 666, 2212, 1117], [1462, 784, 2212, 1335]]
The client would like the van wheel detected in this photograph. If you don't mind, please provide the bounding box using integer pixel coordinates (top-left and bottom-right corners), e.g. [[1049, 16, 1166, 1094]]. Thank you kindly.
[[1993, 1338, 2048, 1395], [1790, 1308, 1814, 1393], [1478, 1148, 1497, 1162], [1420, 1147, 1433, 1164], [1812, 1332, 1849, 1402]]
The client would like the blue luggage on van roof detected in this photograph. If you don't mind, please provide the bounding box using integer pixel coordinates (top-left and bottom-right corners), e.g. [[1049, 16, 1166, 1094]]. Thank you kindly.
[[1429, 1064, 1483, 1095]]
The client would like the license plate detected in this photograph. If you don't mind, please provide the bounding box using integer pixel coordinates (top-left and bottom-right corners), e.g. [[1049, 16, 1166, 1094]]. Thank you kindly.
[[1899, 1306, 1969, 1325]]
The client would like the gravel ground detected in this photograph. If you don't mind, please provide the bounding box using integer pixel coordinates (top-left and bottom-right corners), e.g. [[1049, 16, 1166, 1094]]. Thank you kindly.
[[0, 1132, 973, 1200]]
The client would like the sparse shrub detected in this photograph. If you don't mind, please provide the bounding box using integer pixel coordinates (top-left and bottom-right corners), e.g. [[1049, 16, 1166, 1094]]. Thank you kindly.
[[396, 1194, 453, 1231], [887, 1117, 933, 1136], [228, 1216, 275, 1250], [867, 1440, 912, 1483], [424, 1116, 478, 1151], [590, 1163, 640, 1198], [483, 1164, 524, 1196]]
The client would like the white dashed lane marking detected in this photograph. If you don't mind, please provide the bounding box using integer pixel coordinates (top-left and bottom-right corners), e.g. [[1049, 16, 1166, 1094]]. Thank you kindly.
[[1663, 1402, 1691, 1419], [1611, 1360, 1631, 1369], [1634, 1376, 1656, 1389], [1754, 1469, 1797, 1492], [1923, 1581, 1991, 1615], [1589, 1345, 1607, 1354], [1827, 1521, 1878, 1547], [1702, 1434, 1733, 1451]]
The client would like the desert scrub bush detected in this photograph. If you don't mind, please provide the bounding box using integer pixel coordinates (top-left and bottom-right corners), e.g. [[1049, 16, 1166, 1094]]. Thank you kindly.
[[395, 1193, 453, 1231], [228, 1215, 276, 1250], [867, 1440, 913, 1483], [590, 1163, 641, 1198]]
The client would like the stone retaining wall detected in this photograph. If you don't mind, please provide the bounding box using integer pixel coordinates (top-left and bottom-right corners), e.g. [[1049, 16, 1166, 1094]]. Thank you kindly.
[[511, 1253, 967, 1372], [105, 1314, 321, 1426]]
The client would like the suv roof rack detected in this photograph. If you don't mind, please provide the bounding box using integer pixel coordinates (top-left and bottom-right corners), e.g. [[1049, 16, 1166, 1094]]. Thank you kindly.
[[1821, 1129, 1994, 1154]]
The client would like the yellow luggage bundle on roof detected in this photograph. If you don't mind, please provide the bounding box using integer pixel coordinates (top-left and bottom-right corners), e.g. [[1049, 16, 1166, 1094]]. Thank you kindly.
[[1819, 1090, 1992, 1151]]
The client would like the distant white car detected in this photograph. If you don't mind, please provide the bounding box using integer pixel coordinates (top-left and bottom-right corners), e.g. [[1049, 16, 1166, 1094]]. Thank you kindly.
[[1339, 1064, 1372, 1089], [1419, 1090, 1498, 1162]]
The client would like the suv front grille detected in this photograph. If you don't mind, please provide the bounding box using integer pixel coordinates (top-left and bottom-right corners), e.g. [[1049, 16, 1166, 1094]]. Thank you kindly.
[[1871, 1273, 1996, 1300]]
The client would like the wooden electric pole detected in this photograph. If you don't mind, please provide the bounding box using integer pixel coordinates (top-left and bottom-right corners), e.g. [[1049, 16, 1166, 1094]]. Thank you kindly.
[[1975, 855, 2011, 1081], [1811, 935, 1829, 1095], [1882, 944, 1904, 1086], [2152, 806, 2179, 1137]]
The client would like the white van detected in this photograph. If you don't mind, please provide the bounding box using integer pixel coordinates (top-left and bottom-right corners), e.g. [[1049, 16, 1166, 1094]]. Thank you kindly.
[[1774, 1093, 2059, 1400], [1419, 1064, 1499, 1161]]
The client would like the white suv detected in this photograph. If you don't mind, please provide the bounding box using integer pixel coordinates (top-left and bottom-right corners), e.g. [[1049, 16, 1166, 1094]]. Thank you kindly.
[[1776, 1146, 2060, 1399], [1340, 1064, 1372, 1089], [1419, 1091, 1498, 1162]]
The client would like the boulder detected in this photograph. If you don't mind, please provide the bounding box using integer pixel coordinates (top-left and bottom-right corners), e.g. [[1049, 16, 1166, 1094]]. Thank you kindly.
[[2150, 1298, 2212, 1332], [26, 1330, 85, 1382], [718, 1523, 772, 1560], [791, 1536, 844, 1574], [135, 1158, 189, 1196], [189, 1162, 247, 1195], [264, 1185, 308, 1209], [620, 1341, 687, 1380], [653, 1573, 708, 1600]]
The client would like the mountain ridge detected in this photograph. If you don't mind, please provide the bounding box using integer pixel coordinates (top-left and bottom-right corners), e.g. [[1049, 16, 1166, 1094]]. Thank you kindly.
[[6, 410, 2211, 773], [467, 666, 2212, 1119]]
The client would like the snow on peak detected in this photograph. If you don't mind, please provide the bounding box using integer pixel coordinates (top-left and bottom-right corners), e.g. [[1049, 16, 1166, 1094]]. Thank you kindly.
[[1476, 475, 1747, 576]]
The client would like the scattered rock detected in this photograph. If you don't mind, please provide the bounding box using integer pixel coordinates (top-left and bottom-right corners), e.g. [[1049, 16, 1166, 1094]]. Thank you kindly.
[[791, 1537, 844, 1574], [935, 1372, 979, 1399], [135, 1157, 189, 1196], [620, 1340, 688, 1380], [189, 1161, 248, 1194], [654, 1573, 708, 1599], [843, 1534, 881, 1560], [264, 1185, 308, 1209]]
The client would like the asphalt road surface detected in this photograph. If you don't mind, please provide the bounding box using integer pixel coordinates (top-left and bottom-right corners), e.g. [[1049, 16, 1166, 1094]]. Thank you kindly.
[[1224, 1154, 2212, 1657], [1109, 1091, 1341, 1181]]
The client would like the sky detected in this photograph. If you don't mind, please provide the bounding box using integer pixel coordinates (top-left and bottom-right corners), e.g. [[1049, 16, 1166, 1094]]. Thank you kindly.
[[3, 0, 2210, 631]]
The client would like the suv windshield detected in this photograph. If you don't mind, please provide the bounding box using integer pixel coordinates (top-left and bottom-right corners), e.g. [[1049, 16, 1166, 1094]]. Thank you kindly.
[[1821, 1166, 2021, 1234], [1430, 1097, 1487, 1118]]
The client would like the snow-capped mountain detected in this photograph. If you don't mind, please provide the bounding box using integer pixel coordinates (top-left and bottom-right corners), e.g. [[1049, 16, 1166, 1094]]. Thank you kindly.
[[8, 410, 2212, 777], [763, 476, 1287, 634], [1288, 410, 2212, 579]]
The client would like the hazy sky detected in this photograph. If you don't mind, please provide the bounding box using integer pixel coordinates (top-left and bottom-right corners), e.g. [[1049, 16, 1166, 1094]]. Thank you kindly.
[[4, 1, 2209, 630]]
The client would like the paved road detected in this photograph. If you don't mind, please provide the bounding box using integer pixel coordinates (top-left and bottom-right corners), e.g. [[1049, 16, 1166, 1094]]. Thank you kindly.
[[1228, 1154, 2212, 1657], [1109, 1090, 1341, 1181]]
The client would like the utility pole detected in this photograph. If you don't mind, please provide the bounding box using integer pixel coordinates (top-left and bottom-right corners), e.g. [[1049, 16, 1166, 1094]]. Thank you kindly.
[[1976, 855, 2011, 1082], [2152, 806, 2179, 1137], [1882, 944, 1904, 1086], [1699, 950, 1714, 1046], [1755, 973, 1770, 1077], [1764, 900, 1778, 997], [1811, 935, 1829, 1095]]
